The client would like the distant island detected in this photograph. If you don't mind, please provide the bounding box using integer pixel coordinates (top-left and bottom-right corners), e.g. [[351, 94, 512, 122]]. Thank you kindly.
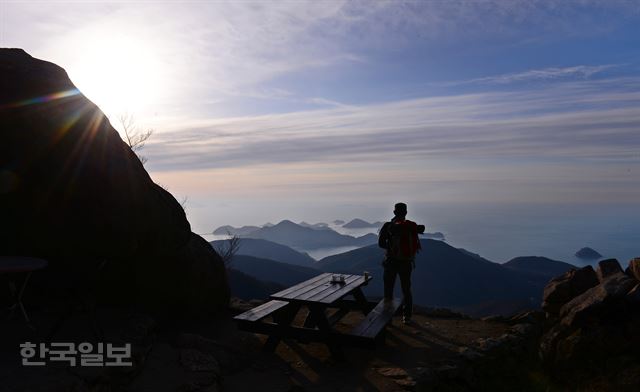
[[298, 221, 330, 230], [423, 232, 445, 240], [212, 225, 261, 236], [213, 220, 377, 250], [342, 218, 384, 229], [575, 247, 603, 260], [213, 219, 445, 250]]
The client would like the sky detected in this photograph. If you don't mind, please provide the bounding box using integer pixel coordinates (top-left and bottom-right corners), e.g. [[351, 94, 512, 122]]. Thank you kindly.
[[2, 0, 640, 233]]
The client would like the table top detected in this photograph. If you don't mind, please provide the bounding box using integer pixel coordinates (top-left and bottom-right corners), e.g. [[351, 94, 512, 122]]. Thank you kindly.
[[0, 256, 48, 273], [270, 272, 371, 305]]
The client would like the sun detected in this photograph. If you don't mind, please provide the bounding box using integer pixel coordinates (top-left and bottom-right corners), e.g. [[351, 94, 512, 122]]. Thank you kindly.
[[65, 32, 167, 127]]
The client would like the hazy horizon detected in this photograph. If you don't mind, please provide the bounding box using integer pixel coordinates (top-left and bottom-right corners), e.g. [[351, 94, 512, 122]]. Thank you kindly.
[[198, 201, 640, 267]]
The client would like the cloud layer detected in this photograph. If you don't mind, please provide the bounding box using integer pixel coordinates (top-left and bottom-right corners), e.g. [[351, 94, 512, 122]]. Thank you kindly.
[[145, 77, 640, 171]]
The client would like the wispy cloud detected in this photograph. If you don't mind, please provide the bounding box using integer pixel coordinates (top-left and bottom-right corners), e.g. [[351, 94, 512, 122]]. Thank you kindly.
[[145, 77, 640, 172], [441, 65, 621, 86], [306, 97, 352, 109]]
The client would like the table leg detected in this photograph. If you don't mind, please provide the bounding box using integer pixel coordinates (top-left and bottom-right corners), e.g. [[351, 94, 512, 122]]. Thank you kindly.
[[326, 308, 350, 326], [352, 287, 370, 315], [308, 304, 344, 359], [263, 303, 300, 352], [7, 272, 34, 329], [303, 309, 316, 328]]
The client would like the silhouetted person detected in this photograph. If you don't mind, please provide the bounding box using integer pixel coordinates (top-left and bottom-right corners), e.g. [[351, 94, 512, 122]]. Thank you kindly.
[[378, 202, 421, 324]]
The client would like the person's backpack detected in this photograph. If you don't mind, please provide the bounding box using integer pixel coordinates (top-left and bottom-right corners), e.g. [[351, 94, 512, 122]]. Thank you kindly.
[[387, 220, 420, 261]]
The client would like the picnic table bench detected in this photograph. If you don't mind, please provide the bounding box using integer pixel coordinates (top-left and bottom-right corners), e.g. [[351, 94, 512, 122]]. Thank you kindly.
[[234, 272, 402, 357]]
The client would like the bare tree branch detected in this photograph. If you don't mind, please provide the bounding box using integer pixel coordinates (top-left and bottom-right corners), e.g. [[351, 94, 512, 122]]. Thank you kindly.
[[212, 231, 241, 268], [179, 196, 188, 212], [118, 112, 154, 164]]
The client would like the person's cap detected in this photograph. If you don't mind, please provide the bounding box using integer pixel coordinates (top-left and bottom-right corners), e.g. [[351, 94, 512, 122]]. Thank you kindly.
[[394, 202, 407, 215]]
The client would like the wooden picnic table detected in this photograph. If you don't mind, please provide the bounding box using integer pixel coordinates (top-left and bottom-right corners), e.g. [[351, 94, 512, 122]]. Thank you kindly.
[[234, 272, 402, 358]]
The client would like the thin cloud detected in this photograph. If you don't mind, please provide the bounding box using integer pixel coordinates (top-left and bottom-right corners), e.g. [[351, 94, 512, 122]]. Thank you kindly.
[[144, 77, 640, 172], [306, 97, 352, 109], [438, 65, 620, 87], [476, 64, 619, 83]]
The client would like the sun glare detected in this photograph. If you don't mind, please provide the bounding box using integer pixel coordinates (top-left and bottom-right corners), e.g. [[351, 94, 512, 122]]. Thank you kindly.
[[65, 33, 166, 129]]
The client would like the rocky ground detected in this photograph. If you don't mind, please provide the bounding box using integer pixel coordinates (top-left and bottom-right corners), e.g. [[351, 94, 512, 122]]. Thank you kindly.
[[1, 299, 545, 392], [3, 257, 638, 392]]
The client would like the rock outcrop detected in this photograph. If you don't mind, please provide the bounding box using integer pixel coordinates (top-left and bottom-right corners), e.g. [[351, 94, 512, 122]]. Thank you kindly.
[[541, 265, 599, 315], [596, 258, 624, 281], [539, 258, 640, 391], [0, 48, 228, 312], [626, 257, 640, 281]]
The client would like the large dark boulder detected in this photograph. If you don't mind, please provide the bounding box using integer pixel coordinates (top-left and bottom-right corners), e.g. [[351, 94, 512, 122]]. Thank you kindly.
[[596, 258, 623, 282], [541, 266, 599, 315], [626, 257, 640, 281], [539, 269, 640, 391], [0, 49, 228, 312], [558, 273, 636, 327]]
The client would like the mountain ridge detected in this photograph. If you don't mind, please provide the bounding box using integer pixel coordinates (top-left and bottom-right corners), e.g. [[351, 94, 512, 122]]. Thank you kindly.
[[342, 218, 384, 229], [210, 237, 316, 266], [229, 254, 319, 288], [316, 239, 576, 316], [239, 220, 378, 250]]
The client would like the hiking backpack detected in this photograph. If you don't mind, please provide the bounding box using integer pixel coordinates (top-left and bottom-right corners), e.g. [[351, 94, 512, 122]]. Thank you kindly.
[[387, 220, 420, 261]]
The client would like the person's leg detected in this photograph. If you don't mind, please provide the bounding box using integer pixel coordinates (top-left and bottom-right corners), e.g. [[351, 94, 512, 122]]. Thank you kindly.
[[383, 261, 397, 299], [398, 262, 413, 320]]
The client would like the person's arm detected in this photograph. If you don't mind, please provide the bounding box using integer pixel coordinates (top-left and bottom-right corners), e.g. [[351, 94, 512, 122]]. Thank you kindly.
[[412, 221, 422, 252], [378, 222, 390, 249]]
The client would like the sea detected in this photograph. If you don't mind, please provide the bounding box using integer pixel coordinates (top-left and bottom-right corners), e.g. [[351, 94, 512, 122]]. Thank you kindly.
[[199, 202, 640, 268]]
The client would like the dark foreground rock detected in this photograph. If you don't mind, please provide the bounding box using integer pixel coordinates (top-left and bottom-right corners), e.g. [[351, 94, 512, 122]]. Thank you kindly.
[[541, 266, 599, 315], [596, 258, 624, 282], [558, 272, 636, 327], [539, 258, 640, 391], [0, 48, 228, 312], [626, 257, 640, 281]]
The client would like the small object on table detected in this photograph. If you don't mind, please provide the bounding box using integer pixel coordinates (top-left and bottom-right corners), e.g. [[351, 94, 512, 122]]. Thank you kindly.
[[363, 271, 371, 286], [331, 274, 346, 284]]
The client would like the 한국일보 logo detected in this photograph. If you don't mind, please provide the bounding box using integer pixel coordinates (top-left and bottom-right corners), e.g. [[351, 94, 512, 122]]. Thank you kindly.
[[20, 342, 133, 367]]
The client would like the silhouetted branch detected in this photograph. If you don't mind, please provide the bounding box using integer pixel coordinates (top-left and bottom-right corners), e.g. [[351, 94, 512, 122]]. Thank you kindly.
[[213, 231, 241, 268], [118, 112, 154, 164], [179, 195, 188, 212]]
